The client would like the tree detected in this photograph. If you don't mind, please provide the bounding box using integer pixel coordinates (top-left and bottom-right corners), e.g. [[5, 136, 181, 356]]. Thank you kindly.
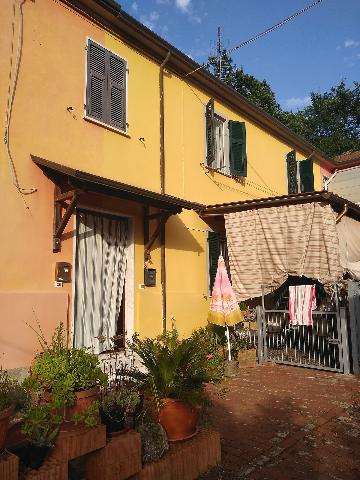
[[207, 50, 282, 118], [208, 50, 360, 158], [282, 81, 360, 157]]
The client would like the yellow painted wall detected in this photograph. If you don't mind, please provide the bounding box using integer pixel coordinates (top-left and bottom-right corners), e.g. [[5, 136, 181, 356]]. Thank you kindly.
[[0, 0, 325, 366]]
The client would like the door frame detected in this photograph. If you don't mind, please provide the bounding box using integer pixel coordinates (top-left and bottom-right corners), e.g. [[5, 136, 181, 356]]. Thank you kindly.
[[71, 205, 135, 350]]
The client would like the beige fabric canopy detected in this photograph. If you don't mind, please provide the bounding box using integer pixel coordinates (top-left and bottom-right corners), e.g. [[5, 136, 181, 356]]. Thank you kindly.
[[337, 215, 360, 281], [225, 202, 343, 301]]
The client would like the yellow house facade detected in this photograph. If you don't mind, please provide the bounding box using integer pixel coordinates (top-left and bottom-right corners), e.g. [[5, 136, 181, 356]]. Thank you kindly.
[[0, 0, 335, 371]]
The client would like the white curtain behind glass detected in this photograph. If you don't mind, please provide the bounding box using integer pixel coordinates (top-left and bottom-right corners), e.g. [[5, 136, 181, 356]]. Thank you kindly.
[[74, 211, 128, 353]]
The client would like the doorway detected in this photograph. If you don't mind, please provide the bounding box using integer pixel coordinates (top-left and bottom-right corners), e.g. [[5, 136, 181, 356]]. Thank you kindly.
[[73, 209, 129, 353]]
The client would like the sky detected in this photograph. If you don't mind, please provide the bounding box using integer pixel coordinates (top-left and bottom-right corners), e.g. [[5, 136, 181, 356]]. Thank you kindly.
[[119, 0, 360, 111]]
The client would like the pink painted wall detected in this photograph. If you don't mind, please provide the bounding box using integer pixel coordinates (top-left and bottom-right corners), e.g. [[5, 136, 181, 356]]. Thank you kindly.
[[0, 292, 69, 369]]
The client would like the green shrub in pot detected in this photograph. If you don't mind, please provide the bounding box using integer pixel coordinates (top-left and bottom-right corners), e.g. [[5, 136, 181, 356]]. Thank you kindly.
[[20, 397, 63, 470], [101, 386, 141, 434], [0, 369, 29, 452], [127, 328, 224, 441], [24, 323, 107, 426]]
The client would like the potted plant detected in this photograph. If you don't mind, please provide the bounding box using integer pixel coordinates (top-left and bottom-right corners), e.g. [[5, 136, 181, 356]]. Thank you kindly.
[[243, 307, 257, 331], [231, 328, 257, 368], [136, 418, 168, 464], [100, 385, 140, 435], [0, 369, 28, 452], [128, 328, 223, 442], [25, 323, 107, 427], [64, 347, 107, 423], [19, 399, 62, 470]]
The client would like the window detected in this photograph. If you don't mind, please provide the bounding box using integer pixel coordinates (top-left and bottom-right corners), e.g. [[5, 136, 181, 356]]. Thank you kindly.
[[214, 114, 227, 171], [322, 175, 330, 189], [86, 39, 127, 132], [286, 151, 314, 194], [206, 98, 247, 177]]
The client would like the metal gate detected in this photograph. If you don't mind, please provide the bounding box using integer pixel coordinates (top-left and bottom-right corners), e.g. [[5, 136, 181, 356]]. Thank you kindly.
[[348, 280, 360, 374], [256, 306, 350, 373]]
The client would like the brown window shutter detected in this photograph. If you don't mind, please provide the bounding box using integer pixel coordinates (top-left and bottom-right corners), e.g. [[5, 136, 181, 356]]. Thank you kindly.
[[108, 54, 126, 130], [87, 40, 107, 122]]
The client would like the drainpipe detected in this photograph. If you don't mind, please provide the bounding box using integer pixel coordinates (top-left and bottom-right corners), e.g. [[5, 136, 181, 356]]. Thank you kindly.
[[160, 51, 171, 194], [336, 204, 348, 224], [160, 51, 171, 333]]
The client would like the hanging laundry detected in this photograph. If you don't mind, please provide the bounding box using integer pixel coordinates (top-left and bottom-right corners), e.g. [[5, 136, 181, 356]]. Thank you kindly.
[[289, 285, 317, 326]]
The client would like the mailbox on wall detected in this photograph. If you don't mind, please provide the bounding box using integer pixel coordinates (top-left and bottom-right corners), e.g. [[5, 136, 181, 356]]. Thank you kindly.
[[144, 268, 156, 287], [55, 262, 72, 283]]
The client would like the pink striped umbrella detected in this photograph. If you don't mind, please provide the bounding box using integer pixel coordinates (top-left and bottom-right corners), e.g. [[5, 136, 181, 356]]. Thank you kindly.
[[208, 255, 243, 359]]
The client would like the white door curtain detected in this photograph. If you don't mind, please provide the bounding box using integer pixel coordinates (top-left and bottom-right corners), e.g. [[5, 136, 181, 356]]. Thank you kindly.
[[74, 211, 128, 353], [224, 202, 343, 302]]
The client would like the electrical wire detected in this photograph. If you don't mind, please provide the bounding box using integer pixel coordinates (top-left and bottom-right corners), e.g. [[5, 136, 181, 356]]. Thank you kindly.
[[4, 0, 37, 197], [184, 0, 323, 78]]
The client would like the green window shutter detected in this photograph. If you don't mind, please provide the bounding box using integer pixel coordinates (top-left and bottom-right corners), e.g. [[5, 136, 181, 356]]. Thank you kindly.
[[108, 53, 126, 130], [229, 121, 247, 177], [300, 158, 314, 192], [87, 40, 107, 122], [208, 231, 220, 293], [286, 150, 298, 194], [206, 99, 215, 166]]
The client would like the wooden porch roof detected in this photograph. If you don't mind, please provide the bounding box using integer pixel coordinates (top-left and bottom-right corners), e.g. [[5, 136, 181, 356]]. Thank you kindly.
[[32, 155, 205, 213]]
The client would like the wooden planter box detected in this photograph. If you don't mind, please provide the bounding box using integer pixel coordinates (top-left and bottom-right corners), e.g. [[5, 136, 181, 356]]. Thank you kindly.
[[24, 457, 67, 480], [86, 430, 141, 480], [0, 452, 19, 480], [224, 360, 238, 377], [135, 428, 220, 480], [48, 423, 106, 462], [238, 348, 257, 368]]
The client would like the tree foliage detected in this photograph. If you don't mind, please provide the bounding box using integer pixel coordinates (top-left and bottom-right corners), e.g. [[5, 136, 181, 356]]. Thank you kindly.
[[207, 51, 360, 158], [208, 51, 282, 118], [280, 82, 360, 157]]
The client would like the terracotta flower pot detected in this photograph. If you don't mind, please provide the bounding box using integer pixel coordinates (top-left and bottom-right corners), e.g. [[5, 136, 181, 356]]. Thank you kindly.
[[65, 386, 99, 421], [158, 398, 199, 442], [0, 404, 15, 452]]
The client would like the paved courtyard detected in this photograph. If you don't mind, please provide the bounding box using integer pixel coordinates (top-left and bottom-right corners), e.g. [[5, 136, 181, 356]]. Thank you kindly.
[[202, 364, 360, 480]]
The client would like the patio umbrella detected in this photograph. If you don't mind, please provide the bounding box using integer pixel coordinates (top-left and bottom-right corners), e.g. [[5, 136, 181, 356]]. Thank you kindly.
[[207, 255, 243, 360]]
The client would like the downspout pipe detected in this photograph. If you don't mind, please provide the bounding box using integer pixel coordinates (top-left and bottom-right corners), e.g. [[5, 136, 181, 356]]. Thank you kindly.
[[160, 51, 171, 194], [160, 51, 171, 333], [336, 204, 348, 224]]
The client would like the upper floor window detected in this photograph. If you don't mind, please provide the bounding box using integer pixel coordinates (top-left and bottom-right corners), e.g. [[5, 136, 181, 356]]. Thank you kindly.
[[206, 98, 247, 177], [322, 175, 330, 189], [86, 39, 127, 132], [286, 150, 314, 194]]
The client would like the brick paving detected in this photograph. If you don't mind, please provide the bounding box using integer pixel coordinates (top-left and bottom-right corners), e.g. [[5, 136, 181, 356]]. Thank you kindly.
[[201, 364, 360, 480]]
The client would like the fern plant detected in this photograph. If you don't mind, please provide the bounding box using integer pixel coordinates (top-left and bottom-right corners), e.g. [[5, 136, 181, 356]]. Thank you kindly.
[[128, 329, 223, 408]]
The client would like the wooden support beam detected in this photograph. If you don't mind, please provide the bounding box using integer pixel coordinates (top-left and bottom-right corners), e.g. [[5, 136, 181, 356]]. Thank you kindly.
[[144, 212, 171, 262], [55, 189, 83, 203], [143, 206, 149, 246], [53, 189, 81, 252], [148, 212, 167, 220]]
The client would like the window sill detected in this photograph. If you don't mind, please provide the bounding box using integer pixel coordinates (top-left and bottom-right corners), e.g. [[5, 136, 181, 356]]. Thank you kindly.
[[84, 115, 131, 138], [201, 163, 244, 180]]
